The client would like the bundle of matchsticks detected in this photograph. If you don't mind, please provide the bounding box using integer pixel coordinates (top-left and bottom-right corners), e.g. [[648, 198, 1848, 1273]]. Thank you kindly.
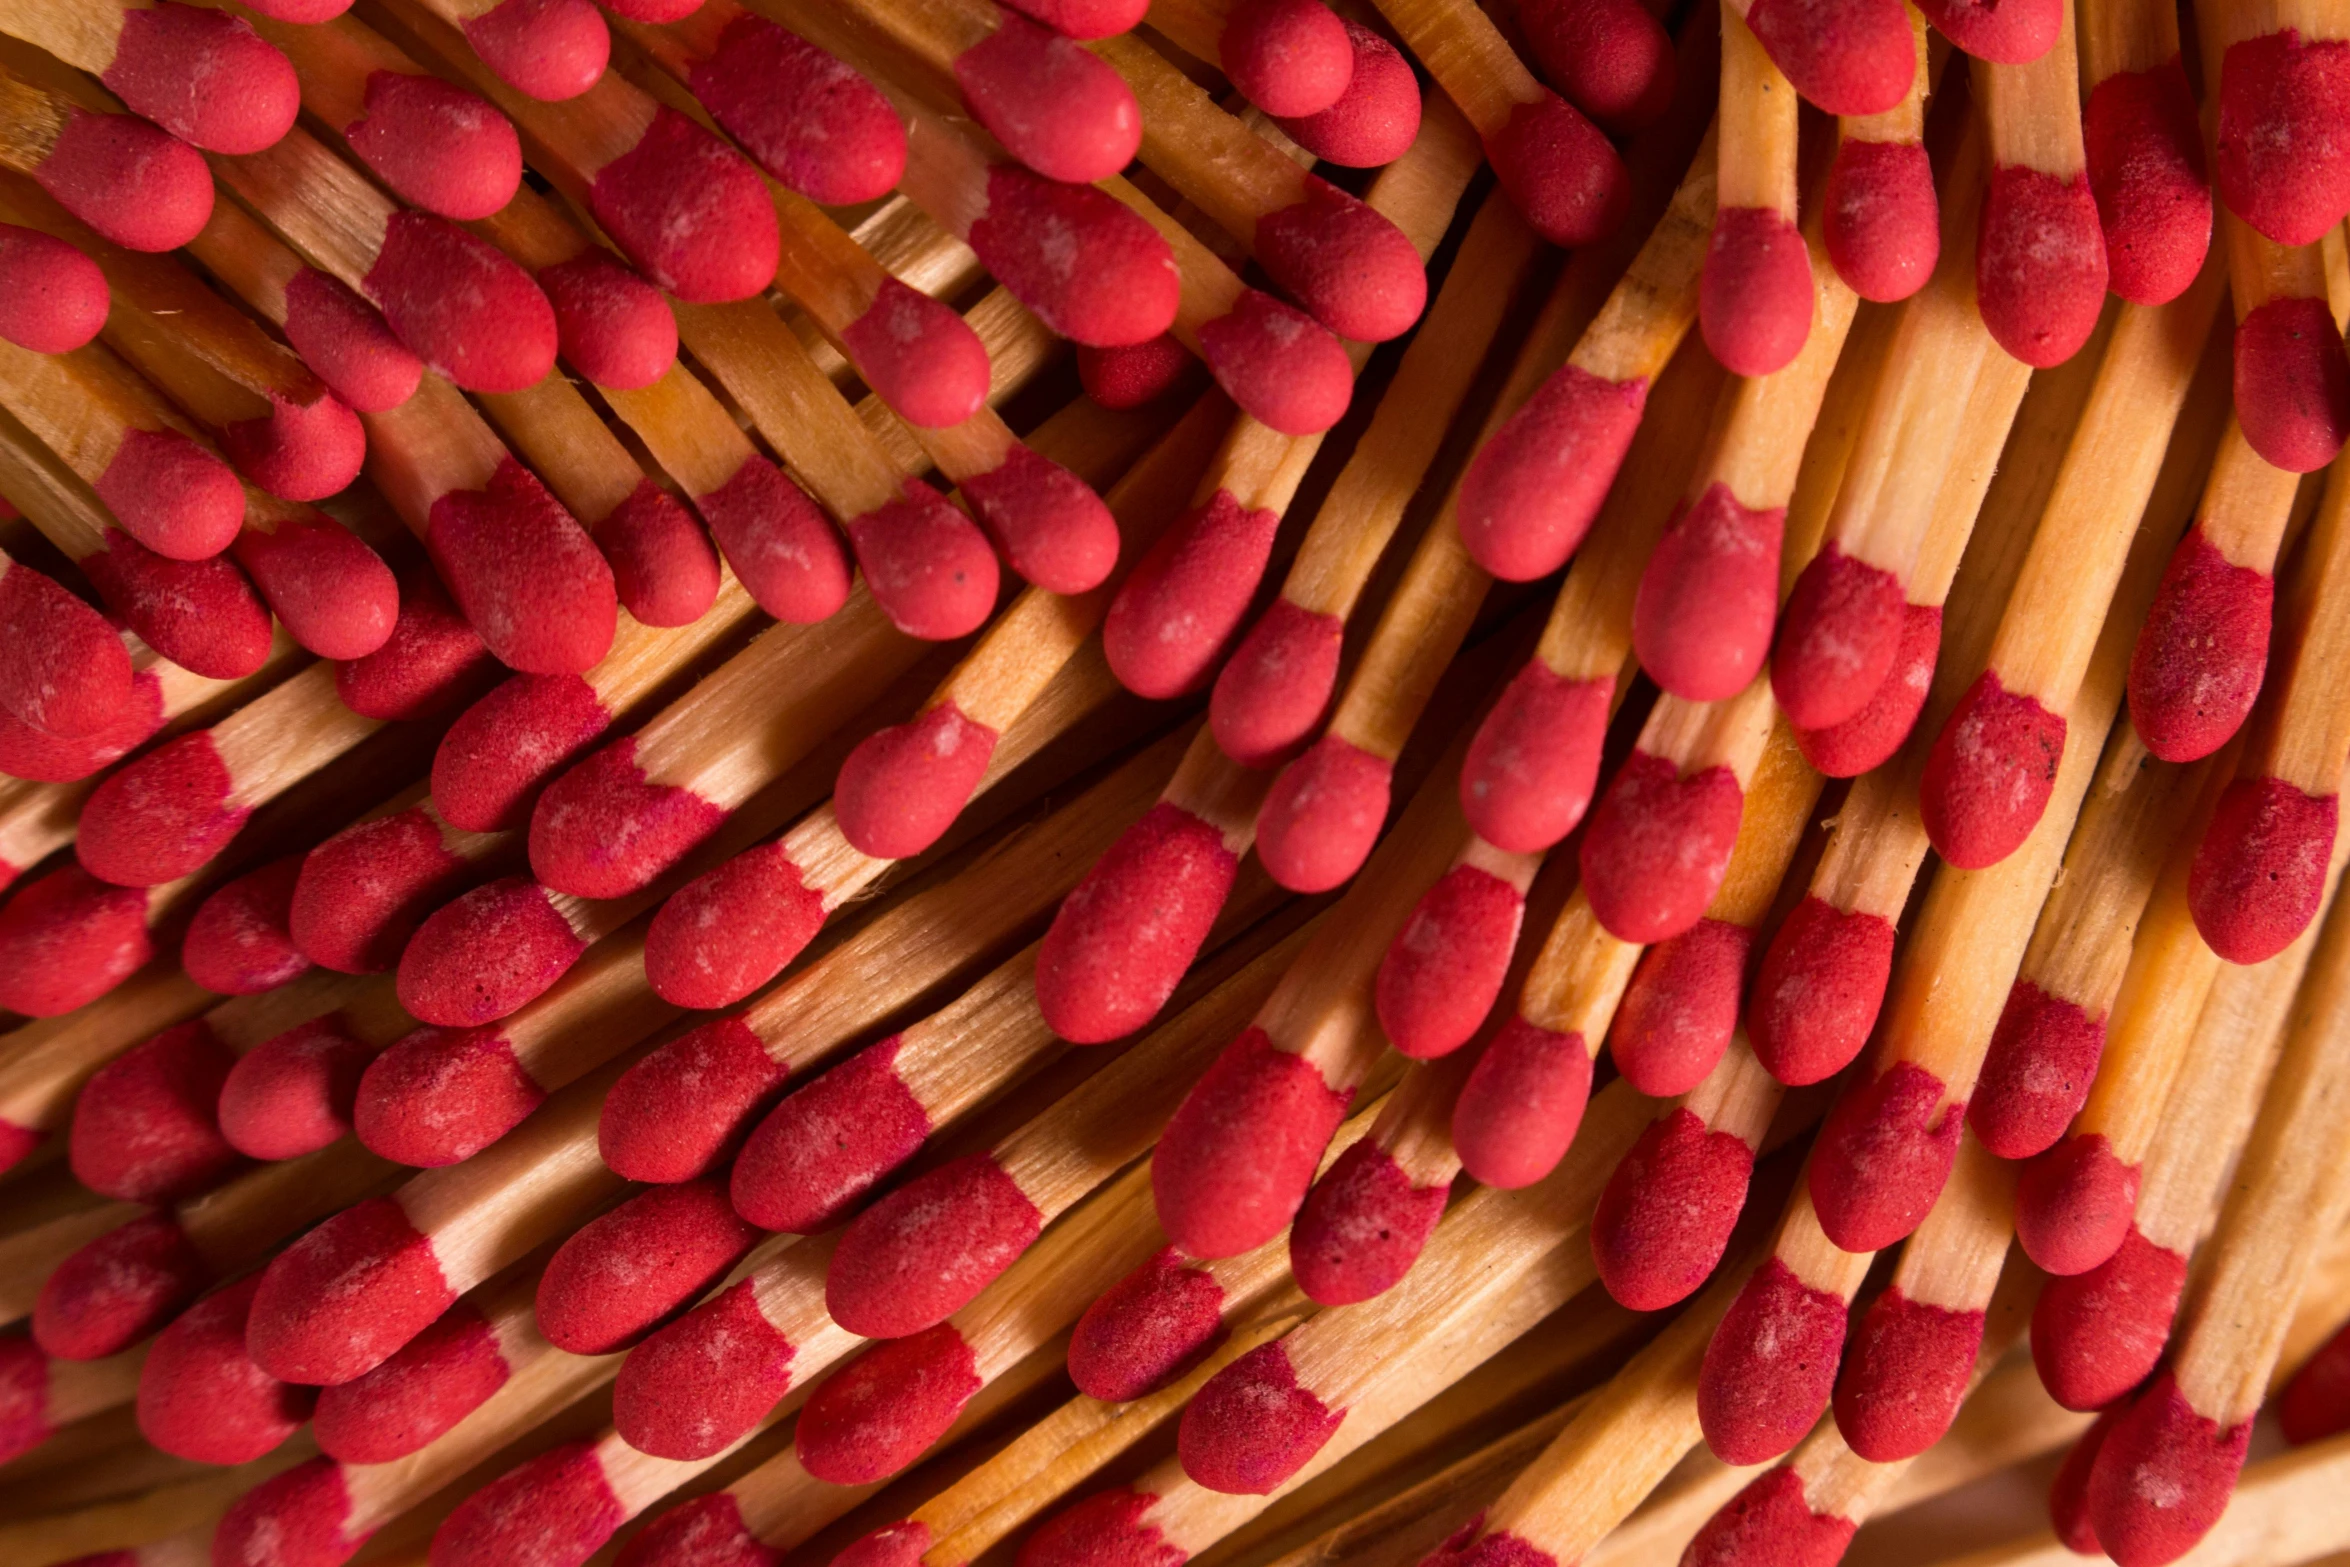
[[4, 0, 2350, 1559]]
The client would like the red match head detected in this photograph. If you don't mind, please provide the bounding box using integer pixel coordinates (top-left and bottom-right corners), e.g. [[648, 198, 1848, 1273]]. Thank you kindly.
[[1255, 180, 1427, 344], [1968, 979, 2106, 1159], [1272, 22, 1422, 169], [2084, 60, 2211, 307], [1104, 489, 1283, 700], [1068, 1246, 1229, 1402], [363, 211, 557, 394], [183, 855, 308, 995], [1456, 363, 1648, 582], [697, 454, 851, 626], [93, 428, 242, 563], [643, 838, 829, 1010], [394, 874, 586, 1028], [1833, 1287, 1981, 1461], [1612, 919, 1752, 1097], [100, 4, 298, 154], [1591, 1108, 1756, 1313], [799, 1323, 982, 1484], [2189, 775, 2338, 964], [282, 269, 423, 414], [1920, 672, 2068, 869], [845, 481, 1001, 641], [730, 1036, 930, 1232], [424, 456, 619, 675], [1579, 752, 1743, 944], [538, 1177, 762, 1355], [1289, 1140, 1449, 1305], [537, 250, 679, 392], [620, 1493, 787, 1567], [0, 867, 151, 1016], [1519, 0, 1674, 133], [1772, 544, 1909, 732], [1256, 736, 1393, 893], [2128, 530, 2271, 764], [2084, 1369, 2250, 1567], [1220, 0, 1352, 118], [34, 1212, 208, 1360], [1179, 1340, 1343, 1495], [0, 224, 106, 352], [344, 70, 522, 222], [31, 110, 211, 253], [969, 167, 1180, 348], [836, 701, 1002, 860], [598, 480, 721, 628], [614, 1279, 798, 1460], [1977, 168, 2108, 369], [355, 1022, 544, 1168], [221, 382, 364, 504], [1199, 290, 1354, 436], [311, 1296, 507, 1463], [1823, 137, 1939, 303], [1374, 863, 1525, 1060], [528, 736, 729, 898], [432, 1439, 627, 1567], [1697, 1256, 1849, 1466], [1451, 1014, 1591, 1188], [1701, 207, 1816, 378], [1018, 1489, 1184, 1567], [2031, 1227, 2186, 1413], [1792, 599, 1940, 777], [1634, 483, 1787, 703], [828, 1521, 933, 1567], [246, 1195, 457, 1385], [1211, 600, 1344, 767], [213, 1456, 364, 1567], [960, 443, 1123, 595], [462, 0, 611, 103], [1744, 0, 1913, 114], [1077, 335, 1195, 409], [1679, 1467, 1857, 1567], [217, 1014, 378, 1160], [839, 277, 991, 431], [0, 666, 156, 783], [1459, 663, 1612, 854], [1484, 93, 1632, 250], [828, 1153, 1044, 1337], [956, 14, 1140, 186], [587, 109, 778, 304], [136, 1275, 313, 1464], [292, 810, 476, 976], [2215, 30, 2350, 249], [601, 1012, 790, 1182], [0, 560, 132, 739], [690, 18, 905, 206], [2281, 1315, 2350, 1445], [1808, 1060, 1964, 1252], [2233, 294, 2350, 473], [1154, 1026, 1352, 1258], [69, 1018, 238, 1202], [233, 510, 397, 662], [999, 0, 1147, 35], [83, 536, 275, 677], [434, 674, 611, 835], [1916, 0, 2061, 60], [2016, 1132, 2141, 1277], [0, 1338, 50, 1465], [1747, 896, 1895, 1086]]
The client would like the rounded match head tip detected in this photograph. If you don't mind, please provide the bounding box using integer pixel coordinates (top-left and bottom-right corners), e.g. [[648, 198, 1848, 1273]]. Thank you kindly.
[[1749, 897, 1896, 1086], [1682, 1467, 1858, 1567], [1612, 918, 1752, 1097], [1451, 1015, 1591, 1188], [1916, 0, 2061, 61], [972, 166, 1180, 347], [537, 251, 677, 392], [103, 4, 297, 154], [1592, 1108, 1756, 1312], [620, 1494, 787, 1567], [614, 1280, 797, 1460], [731, 1037, 927, 1232], [1745, 0, 1913, 113], [1579, 752, 1743, 944], [2281, 1315, 2350, 1445], [33, 111, 211, 253], [1701, 207, 1816, 377], [1155, 1027, 1352, 1258], [0, 225, 106, 352], [956, 14, 1140, 184], [217, 1014, 376, 1161], [433, 1440, 625, 1567], [528, 735, 724, 899], [69, 1019, 237, 1201], [1198, 289, 1355, 436], [425, 458, 618, 675], [0, 666, 155, 783], [846, 481, 1001, 641], [2085, 61, 2212, 306], [365, 212, 556, 394], [1257, 736, 1393, 893], [1519, 0, 1676, 133], [394, 875, 585, 1028], [961, 444, 1120, 596], [2216, 30, 2350, 248], [1810, 1061, 1964, 1252], [1035, 802, 1238, 1047], [282, 269, 422, 416], [1698, 1257, 1849, 1466], [1069, 1247, 1229, 1402], [1212, 599, 1344, 768], [77, 730, 245, 887], [183, 855, 308, 995], [1460, 662, 1613, 853], [2233, 295, 2350, 473], [697, 455, 850, 626], [1457, 363, 1647, 582], [2017, 1133, 2142, 1277], [692, 18, 905, 206], [223, 393, 368, 509], [1180, 1342, 1343, 1495], [1290, 1141, 1450, 1304], [601, 1012, 790, 1184], [1375, 864, 1524, 1060], [1486, 94, 1631, 249], [1018, 1490, 1180, 1567], [587, 109, 778, 304], [1824, 137, 1939, 303], [291, 810, 473, 976], [1272, 22, 1421, 167], [0, 561, 131, 739], [35, 1213, 206, 1361], [93, 429, 243, 563], [0, 1339, 49, 1465], [434, 674, 611, 837], [1772, 544, 1908, 732], [599, 480, 720, 628], [826, 1521, 934, 1567], [538, 1177, 761, 1355], [1635, 483, 1786, 703], [2031, 1228, 2186, 1412], [1834, 1289, 1982, 1461], [2051, 1406, 2117, 1555], [462, 0, 610, 102], [799, 1324, 981, 1484], [249, 1196, 454, 1386], [830, 1154, 1044, 1337], [1104, 489, 1283, 700], [1920, 672, 2067, 869], [2086, 1370, 2250, 1567], [2129, 531, 2271, 764], [840, 278, 990, 431], [355, 1022, 543, 1168], [346, 71, 521, 222], [1978, 168, 2109, 368], [0, 868, 151, 1016], [1969, 979, 2106, 1159], [312, 1297, 505, 1464], [1255, 180, 1427, 343], [213, 1457, 358, 1567], [1220, 0, 1352, 117], [1792, 600, 1940, 777], [834, 701, 1001, 860], [643, 840, 828, 1010], [2190, 775, 2338, 964], [1078, 335, 1195, 410], [136, 1276, 313, 1465]]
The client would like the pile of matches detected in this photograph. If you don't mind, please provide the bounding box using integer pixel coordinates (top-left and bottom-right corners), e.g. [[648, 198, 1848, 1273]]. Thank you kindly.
[[10, 0, 2350, 1560]]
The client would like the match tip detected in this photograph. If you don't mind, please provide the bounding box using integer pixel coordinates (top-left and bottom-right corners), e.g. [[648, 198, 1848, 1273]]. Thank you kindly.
[[1078, 335, 1195, 409], [433, 1440, 625, 1567], [0, 666, 155, 782], [1271, 22, 1421, 168], [731, 1037, 927, 1231], [2085, 1369, 2250, 1567], [311, 1298, 504, 1464], [587, 109, 778, 303], [620, 1494, 786, 1567], [538, 1177, 761, 1355], [1291, 1141, 1450, 1304], [1157, 1027, 1352, 1258], [1744, 0, 1913, 113], [1825, 137, 1940, 303], [69, 1019, 236, 1201], [1375, 864, 1524, 1060], [2281, 1316, 2350, 1445], [345, 71, 520, 222], [692, 18, 904, 207], [834, 700, 1002, 860], [365, 212, 557, 394], [846, 481, 1001, 641], [77, 731, 244, 887], [291, 811, 471, 976], [249, 1195, 455, 1385], [1970, 979, 2106, 1159], [35, 1213, 205, 1361], [461, 0, 610, 102], [93, 429, 243, 563], [103, 5, 296, 154], [34, 110, 211, 252], [136, 1276, 312, 1465], [2051, 1409, 2115, 1555], [698, 455, 851, 626], [1835, 1288, 1982, 1461], [2017, 1133, 2142, 1277], [644, 840, 827, 1010], [2233, 295, 2350, 473], [601, 1012, 790, 1183], [2084, 61, 2212, 306], [1181, 1341, 1343, 1495], [1581, 751, 1744, 944], [1069, 1247, 1229, 1401], [0, 1339, 47, 1465], [1682, 1467, 1858, 1567], [840, 279, 990, 431], [1978, 168, 2108, 369], [2031, 1228, 2186, 1413], [0, 868, 151, 1016], [1810, 1061, 1964, 1252], [2216, 31, 2350, 248], [0, 225, 105, 352], [1701, 208, 1815, 377], [1920, 672, 2068, 869], [1104, 489, 1282, 699], [1792, 600, 1940, 777], [1917, 0, 2060, 61], [2129, 531, 2271, 764], [425, 457, 618, 674], [1257, 736, 1393, 893], [1020, 1490, 1179, 1567], [212, 1457, 356, 1567], [529, 735, 725, 900], [356, 1022, 543, 1168], [1460, 662, 1612, 854], [1635, 484, 1785, 703], [283, 270, 422, 415], [537, 251, 677, 392], [1486, 94, 1631, 250], [0, 561, 132, 739], [800, 1324, 981, 1484], [1451, 1014, 1592, 1188], [1749, 897, 1897, 1086], [1458, 363, 1647, 582], [1198, 290, 1355, 436], [183, 855, 307, 995], [615, 1280, 797, 1460], [830, 1153, 1044, 1337], [1256, 180, 1428, 343], [1211, 600, 1343, 768], [601, 481, 721, 628], [962, 444, 1121, 595], [223, 398, 367, 513], [1220, 0, 1352, 117], [395, 875, 585, 1028], [957, 15, 1141, 185], [973, 166, 1181, 348], [217, 1014, 376, 1161], [1519, 0, 1675, 132], [1613, 919, 1752, 1096], [2190, 775, 2338, 964], [1592, 1108, 1755, 1312], [437, 676, 609, 838], [1697, 1257, 1849, 1466], [1772, 544, 1909, 732]]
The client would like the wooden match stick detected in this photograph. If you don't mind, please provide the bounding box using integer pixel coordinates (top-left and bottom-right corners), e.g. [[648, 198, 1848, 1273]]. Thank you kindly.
[[1702, 2, 1812, 378], [1823, 5, 1938, 303], [0, 0, 298, 153], [0, 61, 214, 253]]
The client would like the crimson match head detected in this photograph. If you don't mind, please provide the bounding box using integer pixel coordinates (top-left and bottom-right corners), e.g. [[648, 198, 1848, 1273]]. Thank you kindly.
[[1579, 752, 1743, 944], [0, 867, 152, 1016], [183, 854, 308, 995], [1459, 662, 1612, 854], [955, 14, 1141, 186], [690, 17, 905, 207], [1036, 803, 1241, 1045], [248, 1196, 457, 1385], [730, 1036, 929, 1232], [1256, 736, 1393, 893], [1272, 22, 1422, 169], [1220, 0, 1352, 117], [1680, 1467, 1857, 1567], [1518, 0, 1675, 133], [835, 701, 1002, 859], [1000, 0, 1148, 37], [235, 511, 397, 662], [1977, 168, 2108, 369], [1591, 1108, 1755, 1312], [101, 4, 298, 154], [2050, 1406, 2119, 1556], [1018, 1489, 1181, 1567], [0, 559, 132, 739], [2030, 1228, 2186, 1413], [355, 1021, 543, 1167], [2189, 775, 2338, 964], [643, 839, 828, 1009], [1612, 919, 1752, 1097], [311, 1296, 507, 1463], [599, 480, 720, 628], [838, 278, 990, 431], [600, 1015, 790, 1184], [1634, 483, 1787, 703], [68, 1018, 238, 1202], [1701, 208, 1815, 378], [1068, 1246, 1229, 1402], [1747, 896, 1896, 1086], [1919, 672, 2067, 869], [800, 1323, 982, 1484], [619, 1493, 787, 1567], [0, 224, 106, 351], [1832, 1287, 1982, 1461], [1697, 1256, 1848, 1466], [345, 71, 522, 222], [614, 1279, 797, 1459], [2084, 61, 2212, 307], [697, 454, 851, 625], [586, 109, 778, 304], [1179, 1340, 1342, 1495], [93, 428, 242, 563], [1451, 1014, 1591, 1188], [424, 457, 619, 675], [0, 1338, 53, 1465], [1077, 335, 1195, 409], [2237, 295, 2350, 471], [394, 874, 586, 1027], [2016, 1132, 2140, 1277], [434, 674, 611, 834], [31, 111, 211, 253], [212, 1456, 362, 1567], [1199, 288, 1355, 436], [432, 1439, 626, 1567], [0, 667, 157, 783], [363, 212, 556, 394], [538, 251, 678, 392], [1211, 600, 1344, 767], [970, 167, 1181, 347], [1484, 93, 1632, 250], [1791, 599, 1940, 777], [2280, 1315, 2350, 1445], [223, 391, 367, 504], [1375, 864, 1525, 1060], [1771, 544, 1908, 732], [828, 1153, 1044, 1337], [136, 1275, 313, 1464], [2128, 530, 2271, 764], [539, 1178, 762, 1355], [2084, 1369, 2250, 1567], [243, 0, 355, 21], [462, 0, 611, 103], [1255, 181, 1427, 344], [1915, 0, 2060, 61], [283, 269, 424, 414], [962, 444, 1121, 595], [1809, 1061, 1964, 1252], [1823, 138, 1940, 304], [0, 1121, 36, 1179], [846, 481, 1001, 641], [1744, 0, 1912, 114], [2216, 30, 2350, 248], [292, 810, 476, 975], [1457, 363, 1648, 582], [218, 1014, 378, 1160], [1290, 1140, 1449, 1304], [1968, 979, 2106, 1159], [1154, 1026, 1352, 1258], [1104, 489, 1284, 700], [34, 1212, 208, 1360]]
